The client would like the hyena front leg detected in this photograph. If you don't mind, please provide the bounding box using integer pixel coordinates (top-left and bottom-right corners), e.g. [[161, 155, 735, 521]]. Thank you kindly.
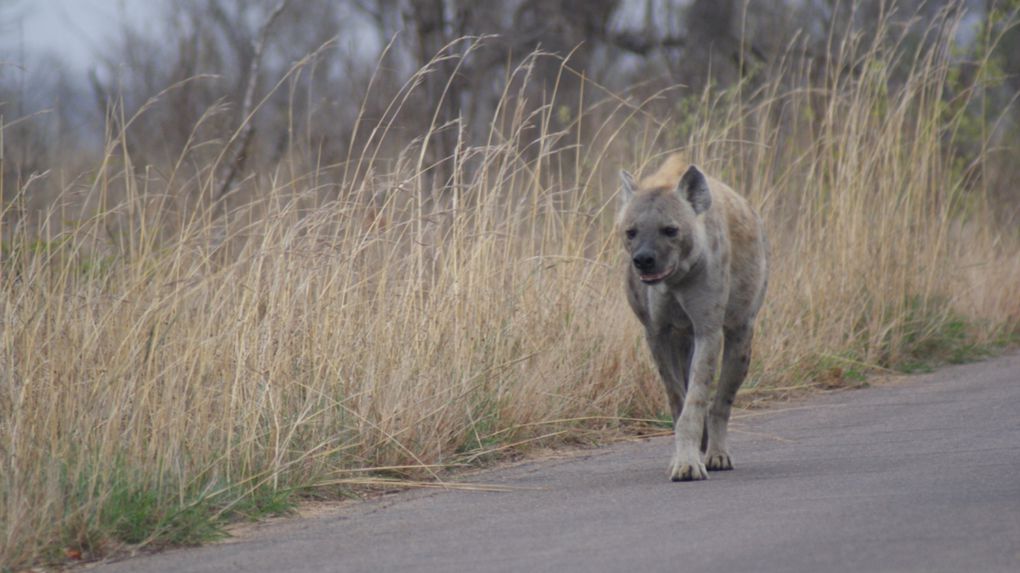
[[646, 328, 692, 426], [705, 324, 754, 471], [670, 329, 722, 481]]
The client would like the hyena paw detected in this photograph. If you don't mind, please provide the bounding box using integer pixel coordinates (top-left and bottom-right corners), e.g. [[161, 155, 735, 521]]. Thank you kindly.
[[669, 454, 709, 482], [705, 451, 734, 471]]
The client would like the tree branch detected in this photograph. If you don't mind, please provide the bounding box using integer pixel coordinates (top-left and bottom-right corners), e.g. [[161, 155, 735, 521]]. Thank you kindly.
[[215, 0, 291, 202], [606, 31, 686, 56]]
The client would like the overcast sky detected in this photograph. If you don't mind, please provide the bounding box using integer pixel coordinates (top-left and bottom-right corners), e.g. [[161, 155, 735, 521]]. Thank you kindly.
[[1, 0, 156, 74]]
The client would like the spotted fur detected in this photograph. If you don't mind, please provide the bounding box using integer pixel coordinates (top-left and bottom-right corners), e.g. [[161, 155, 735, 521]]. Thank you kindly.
[[618, 154, 768, 481]]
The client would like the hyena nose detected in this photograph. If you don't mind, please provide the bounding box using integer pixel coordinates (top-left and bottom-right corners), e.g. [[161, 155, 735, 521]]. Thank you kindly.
[[633, 252, 656, 272]]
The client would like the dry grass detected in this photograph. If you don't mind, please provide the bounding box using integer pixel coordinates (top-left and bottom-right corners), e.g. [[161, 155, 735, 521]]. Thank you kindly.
[[2, 7, 1019, 568]]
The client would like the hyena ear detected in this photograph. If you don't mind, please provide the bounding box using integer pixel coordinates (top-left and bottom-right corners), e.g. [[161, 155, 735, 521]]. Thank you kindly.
[[618, 170, 638, 209], [677, 165, 711, 214]]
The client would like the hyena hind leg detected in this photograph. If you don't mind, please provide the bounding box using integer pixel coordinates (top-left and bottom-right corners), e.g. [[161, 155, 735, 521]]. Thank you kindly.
[[705, 325, 754, 471]]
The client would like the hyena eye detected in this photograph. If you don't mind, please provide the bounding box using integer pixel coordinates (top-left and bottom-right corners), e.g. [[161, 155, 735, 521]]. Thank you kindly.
[[625, 228, 637, 240], [661, 226, 679, 237]]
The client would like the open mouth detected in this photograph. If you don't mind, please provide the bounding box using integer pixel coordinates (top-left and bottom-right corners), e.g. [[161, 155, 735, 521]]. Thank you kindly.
[[639, 264, 676, 284]]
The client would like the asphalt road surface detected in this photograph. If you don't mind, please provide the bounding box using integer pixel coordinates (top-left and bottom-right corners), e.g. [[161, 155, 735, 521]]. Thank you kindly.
[[93, 353, 1020, 573]]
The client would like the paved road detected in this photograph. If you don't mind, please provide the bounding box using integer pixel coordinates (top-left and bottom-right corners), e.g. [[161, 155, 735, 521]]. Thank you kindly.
[[94, 353, 1020, 573]]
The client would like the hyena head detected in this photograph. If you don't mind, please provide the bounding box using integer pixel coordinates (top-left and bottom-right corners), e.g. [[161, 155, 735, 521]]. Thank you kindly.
[[617, 165, 711, 285]]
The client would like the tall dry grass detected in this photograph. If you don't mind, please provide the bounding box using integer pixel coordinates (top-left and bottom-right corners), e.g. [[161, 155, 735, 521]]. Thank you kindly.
[[2, 7, 1019, 568]]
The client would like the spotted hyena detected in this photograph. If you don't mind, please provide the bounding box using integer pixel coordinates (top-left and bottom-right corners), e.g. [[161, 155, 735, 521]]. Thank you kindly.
[[618, 154, 768, 481]]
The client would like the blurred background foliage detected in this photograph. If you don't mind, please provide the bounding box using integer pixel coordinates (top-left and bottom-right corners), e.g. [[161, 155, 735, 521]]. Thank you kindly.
[[1, 0, 1018, 223]]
